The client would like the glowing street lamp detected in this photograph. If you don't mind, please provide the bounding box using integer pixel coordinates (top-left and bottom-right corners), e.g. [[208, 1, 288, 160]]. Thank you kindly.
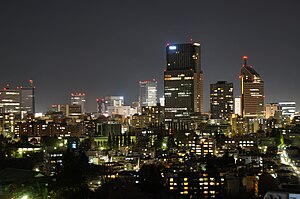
[[21, 195, 29, 199]]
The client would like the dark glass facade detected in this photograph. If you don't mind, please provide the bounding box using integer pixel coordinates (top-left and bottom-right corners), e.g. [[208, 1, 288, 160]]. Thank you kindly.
[[210, 81, 234, 121], [164, 43, 203, 122]]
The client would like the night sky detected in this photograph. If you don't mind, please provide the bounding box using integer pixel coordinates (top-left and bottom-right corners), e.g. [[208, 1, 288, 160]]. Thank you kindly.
[[1, 0, 300, 113]]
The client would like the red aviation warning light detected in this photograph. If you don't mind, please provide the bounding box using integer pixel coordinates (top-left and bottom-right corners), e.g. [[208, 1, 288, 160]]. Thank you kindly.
[[29, 79, 34, 87], [243, 56, 248, 67]]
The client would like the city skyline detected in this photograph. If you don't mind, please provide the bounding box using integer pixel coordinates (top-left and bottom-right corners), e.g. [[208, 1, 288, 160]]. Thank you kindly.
[[1, 1, 300, 112]]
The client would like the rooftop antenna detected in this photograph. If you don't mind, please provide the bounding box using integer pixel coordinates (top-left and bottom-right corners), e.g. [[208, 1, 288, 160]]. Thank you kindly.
[[243, 56, 248, 67]]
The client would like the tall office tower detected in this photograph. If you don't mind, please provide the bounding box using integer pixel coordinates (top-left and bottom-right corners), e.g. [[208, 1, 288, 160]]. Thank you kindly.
[[265, 103, 280, 119], [19, 80, 35, 116], [234, 97, 242, 116], [240, 56, 264, 118], [96, 98, 106, 114], [278, 101, 296, 118], [70, 92, 86, 114], [105, 96, 124, 107], [210, 81, 234, 121], [139, 79, 157, 107], [104, 96, 126, 116], [0, 84, 20, 114], [164, 42, 203, 122]]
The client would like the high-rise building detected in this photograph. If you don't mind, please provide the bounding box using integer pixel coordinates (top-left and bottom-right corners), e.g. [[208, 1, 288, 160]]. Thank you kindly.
[[278, 101, 296, 118], [265, 103, 280, 119], [95, 96, 125, 115], [0, 113, 15, 137], [104, 96, 127, 116], [96, 98, 106, 115], [210, 81, 234, 121], [139, 79, 157, 108], [0, 84, 20, 114], [240, 56, 264, 118], [164, 42, 203, 123], [234, 97, 241, 116], [0, 81, 35, 118], [105, 96, 124, 107], [19, 80, 35, 116], [70, 92, 86, 114]]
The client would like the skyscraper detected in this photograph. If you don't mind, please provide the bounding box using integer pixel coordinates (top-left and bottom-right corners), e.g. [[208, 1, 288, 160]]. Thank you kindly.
[[139, 79, 157, 108], [0, 84, 20, 114], [278, 101, 296, 118], [70, 92, 86, 114], [20, 80, 35, 116], [265, 103, 280, 119], [96, 98, 106, 115], [210, 81, 234, 122], [164, 42, 203, 122], [0, 81, 35, 117], [105, 96, 124, 107], [234, 97, 241, 116], [240, 56, 264, 118]]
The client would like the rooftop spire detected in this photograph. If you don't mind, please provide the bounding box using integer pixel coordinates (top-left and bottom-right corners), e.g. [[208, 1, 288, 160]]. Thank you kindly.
[[243, 56, 248, 67]]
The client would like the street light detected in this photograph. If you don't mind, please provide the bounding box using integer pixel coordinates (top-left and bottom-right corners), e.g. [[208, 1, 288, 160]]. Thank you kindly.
[[21, 195, 29, 199]]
